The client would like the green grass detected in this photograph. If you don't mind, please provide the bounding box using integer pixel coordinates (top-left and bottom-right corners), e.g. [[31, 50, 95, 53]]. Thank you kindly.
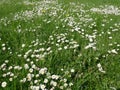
[[0, 0, 120, 90]]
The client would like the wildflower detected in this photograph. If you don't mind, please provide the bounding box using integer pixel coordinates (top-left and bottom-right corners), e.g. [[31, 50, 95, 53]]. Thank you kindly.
[[69, 82, 73, 86], [9, 78, 13, 82], [60, 86, 64, 89], [35, 86, 40, 90], [40, 84, 46, 90], [29, 68, 33, 73], [51, 75, 59, 80], [64, 83, 68, 87], [2, 74, 6, 77], [39, 68, 47, 75], [2, 44, 5, 47], [10, 73, 14, 77], [36, 74, 39, 78], [27, 73, 32, 81], [18, 54, 22, 57], [8, 66, 13, 70], [5, 60, 9, 63], [64, 46, 68, 49], [58, 47, 62, 51], [22, 44, 25, 48], [109, 37, 112, 39], [111, 49, 118, 54], [31, 86, 40, 90], [2, 47, 6, 51], [97, 63, 106, 73], [46, 47, 51, 51], [34, 80, 38, 84], [50, 80, 57, 87], [63, 78, 67, 82], [85, 43, 96, 49], [1, 82, 7, 88], [32, 64, 36, 69], [44, 79, 48, 83], [24, 64, 29, 69], [70, 69, 75, 73]]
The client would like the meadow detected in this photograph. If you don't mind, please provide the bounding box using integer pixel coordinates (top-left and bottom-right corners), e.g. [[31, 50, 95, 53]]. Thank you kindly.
[[0, 0, 120, 90]]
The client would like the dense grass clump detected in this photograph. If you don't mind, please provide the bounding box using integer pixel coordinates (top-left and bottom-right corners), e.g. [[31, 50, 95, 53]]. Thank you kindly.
[[0, 0, 120, 90]]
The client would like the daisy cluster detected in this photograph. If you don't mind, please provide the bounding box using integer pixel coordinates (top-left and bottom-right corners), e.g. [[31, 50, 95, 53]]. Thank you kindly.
[[0, 0, 120, 89], [0, 59, 74, 90], [91, 5, 120, 15]]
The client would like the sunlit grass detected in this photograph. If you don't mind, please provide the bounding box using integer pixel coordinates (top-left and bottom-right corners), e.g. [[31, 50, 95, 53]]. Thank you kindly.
[[0, 0, 120, 90]]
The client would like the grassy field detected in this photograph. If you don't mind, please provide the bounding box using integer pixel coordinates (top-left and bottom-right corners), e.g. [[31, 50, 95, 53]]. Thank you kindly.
[[0, 0, 120, 90]]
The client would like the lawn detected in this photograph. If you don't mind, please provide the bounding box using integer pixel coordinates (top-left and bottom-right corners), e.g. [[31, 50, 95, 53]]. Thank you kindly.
[[0, 0, 120, 90]]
